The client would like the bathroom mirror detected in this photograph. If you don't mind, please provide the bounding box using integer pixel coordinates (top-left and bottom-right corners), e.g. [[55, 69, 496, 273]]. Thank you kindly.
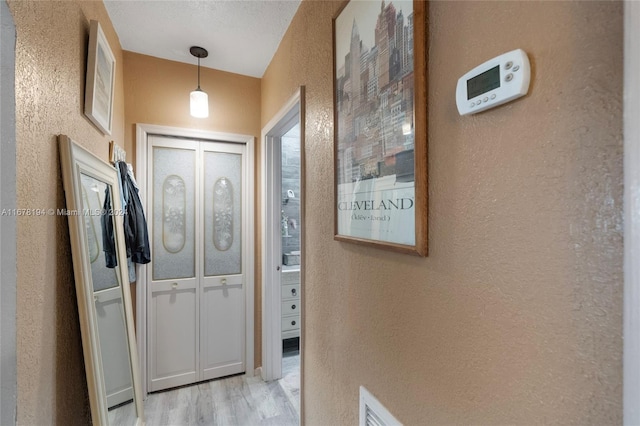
[[59, 135, 144, 425]]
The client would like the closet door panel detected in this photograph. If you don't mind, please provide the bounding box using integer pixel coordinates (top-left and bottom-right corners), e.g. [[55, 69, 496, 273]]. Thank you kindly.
[[149, 284, 198, 391], [200, 144, 246, 381], [148, 137, 200, 392], [201, 281, 244, 380]]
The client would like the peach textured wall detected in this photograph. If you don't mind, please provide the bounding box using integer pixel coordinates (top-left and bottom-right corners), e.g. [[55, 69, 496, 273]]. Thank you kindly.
[[262, 1, 623, 424], [122, 51, 263, 367], [7, 0, 125, 424], [122, 51, 261, 165]]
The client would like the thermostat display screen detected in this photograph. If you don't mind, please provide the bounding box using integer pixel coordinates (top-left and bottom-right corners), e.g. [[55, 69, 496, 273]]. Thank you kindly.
[[467, 65, 500, 99]]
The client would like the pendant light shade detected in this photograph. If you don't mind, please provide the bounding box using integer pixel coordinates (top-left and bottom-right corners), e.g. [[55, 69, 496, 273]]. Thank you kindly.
[[190, 89, 208, 118], [189, 46, 209, 118]]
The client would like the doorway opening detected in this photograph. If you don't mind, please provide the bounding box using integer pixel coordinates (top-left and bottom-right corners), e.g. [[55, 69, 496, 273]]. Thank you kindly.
[[135, 124, 256, 397], [261, 87, 305, 420]]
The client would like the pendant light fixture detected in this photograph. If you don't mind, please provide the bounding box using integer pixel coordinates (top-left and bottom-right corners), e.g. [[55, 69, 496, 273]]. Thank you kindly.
[[189, 46, 209, 118]]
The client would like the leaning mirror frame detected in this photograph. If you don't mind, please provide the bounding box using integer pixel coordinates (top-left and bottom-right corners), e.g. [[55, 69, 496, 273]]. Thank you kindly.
[[59, 135, 144, 426]]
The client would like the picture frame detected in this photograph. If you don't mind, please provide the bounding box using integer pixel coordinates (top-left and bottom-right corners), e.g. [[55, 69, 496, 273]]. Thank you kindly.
[[85, 20, 116, 136], [333, 0, 427, 256]]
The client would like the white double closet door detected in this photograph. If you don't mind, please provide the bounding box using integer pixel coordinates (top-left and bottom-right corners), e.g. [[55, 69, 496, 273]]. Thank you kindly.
[[147, 135, 247, 392]]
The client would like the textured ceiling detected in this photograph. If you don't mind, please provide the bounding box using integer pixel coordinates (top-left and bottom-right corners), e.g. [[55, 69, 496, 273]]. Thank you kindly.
[[104, 0, 301, 78]]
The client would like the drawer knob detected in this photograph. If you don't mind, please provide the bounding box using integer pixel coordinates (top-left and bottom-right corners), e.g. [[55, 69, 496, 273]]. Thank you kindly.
[[172, 282, 178, 289], [291, 304, 296, 310], [291, 289, 297, 295], [291, 320, 296, 326]]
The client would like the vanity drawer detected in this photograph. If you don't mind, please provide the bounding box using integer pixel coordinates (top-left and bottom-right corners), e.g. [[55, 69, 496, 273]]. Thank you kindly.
[[281, 270, 300, 285], [281, 315, 300, 332], [282, 283, 300, 300], [282, 300, 300, 315]]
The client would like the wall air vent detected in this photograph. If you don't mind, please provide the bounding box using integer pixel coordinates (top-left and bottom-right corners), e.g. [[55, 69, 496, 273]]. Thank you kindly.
[[359, 386, 403, 426]]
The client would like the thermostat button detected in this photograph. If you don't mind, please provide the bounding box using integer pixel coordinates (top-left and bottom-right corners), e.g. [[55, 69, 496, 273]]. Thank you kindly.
[[505, 61, 513, 70], [470, 102, 475, 107], [513, 65, 520, 72], [505, 73, 514, 82], [490, 94, 496, 100], [483, 97, 488, 102]]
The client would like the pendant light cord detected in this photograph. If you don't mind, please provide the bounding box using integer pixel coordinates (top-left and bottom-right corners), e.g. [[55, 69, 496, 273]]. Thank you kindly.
[[197, 57, 201, 91], [190, 46, 208, 92]]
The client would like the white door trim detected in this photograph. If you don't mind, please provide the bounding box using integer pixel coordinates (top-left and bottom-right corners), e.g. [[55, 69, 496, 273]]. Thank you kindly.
[[136, 123, 255, 396], [624, 2, 640, 424], [261, 88, 304, 382], [261, 130, 283, 382]]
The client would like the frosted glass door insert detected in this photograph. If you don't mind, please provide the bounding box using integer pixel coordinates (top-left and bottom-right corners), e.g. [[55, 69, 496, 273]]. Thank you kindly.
[[204, 151, 242, 276], [152, 146, 196, 280]]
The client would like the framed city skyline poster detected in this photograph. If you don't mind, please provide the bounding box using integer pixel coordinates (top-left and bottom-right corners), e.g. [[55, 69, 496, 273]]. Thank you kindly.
[[333, 0, 427, 256]]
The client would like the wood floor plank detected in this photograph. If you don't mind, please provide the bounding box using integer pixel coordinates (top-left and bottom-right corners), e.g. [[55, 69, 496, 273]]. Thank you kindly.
[[194, 382, 214, 425], [280, 354, 301, 417], [246, 375, 279, 421], [224, 375, 259, 425], [210, 376, 234, 425], [265, 380, 298, 424]]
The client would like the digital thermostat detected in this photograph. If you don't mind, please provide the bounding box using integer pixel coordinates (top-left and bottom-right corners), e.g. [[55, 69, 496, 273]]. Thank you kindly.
[[456, 49, 530, 116]]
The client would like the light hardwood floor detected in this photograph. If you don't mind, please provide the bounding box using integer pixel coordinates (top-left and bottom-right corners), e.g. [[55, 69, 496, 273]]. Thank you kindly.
[[143, 354, 300, 426]]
